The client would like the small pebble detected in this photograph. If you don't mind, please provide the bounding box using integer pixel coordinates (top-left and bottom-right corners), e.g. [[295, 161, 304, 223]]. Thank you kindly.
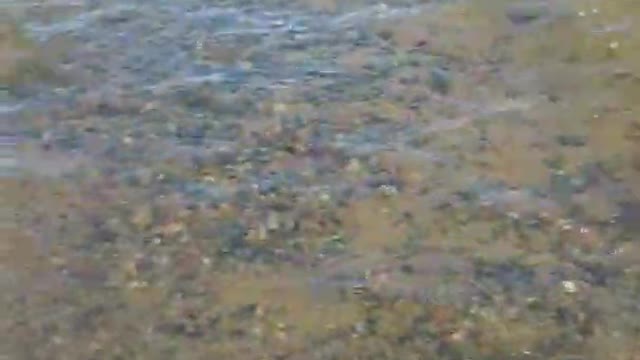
[[346, 158, 362, 173], [131, 205, 153, 229], [505, 3, 551, 25], [429, 67, 451, 95], [379, 184, 398, 196], [127, 280, 149, 289], [257, 223, 268, 241], [266, 211, 280, 231], [353, 322, 367, 335], [562, 280, 578, 293]]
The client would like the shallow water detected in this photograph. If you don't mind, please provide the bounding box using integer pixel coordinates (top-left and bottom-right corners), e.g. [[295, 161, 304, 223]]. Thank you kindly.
[[2, 0, 640, 359]]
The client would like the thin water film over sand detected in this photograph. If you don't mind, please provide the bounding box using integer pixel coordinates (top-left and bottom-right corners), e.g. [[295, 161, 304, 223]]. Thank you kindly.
[[2, 0, 640, 358]]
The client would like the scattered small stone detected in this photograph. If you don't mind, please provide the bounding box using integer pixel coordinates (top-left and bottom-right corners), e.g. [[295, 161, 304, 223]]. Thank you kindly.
[[319, 192, 331, 202], [505, 3, 551, 25], [378, 184, 398, 196], [257, 223, 269, 241], [429, 66, 451, 95], [100, 7, 139, 24], [556, 134, 586, 147], [346, 158, 362, 174], [131, 205, 153, 230], [266, 211, 280, 231], [127, 280, 149, 289], [561, 280, 578, 293]]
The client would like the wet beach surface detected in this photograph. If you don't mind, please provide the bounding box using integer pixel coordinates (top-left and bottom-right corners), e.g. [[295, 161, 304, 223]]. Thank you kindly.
[[2, 0, 640, 358]]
